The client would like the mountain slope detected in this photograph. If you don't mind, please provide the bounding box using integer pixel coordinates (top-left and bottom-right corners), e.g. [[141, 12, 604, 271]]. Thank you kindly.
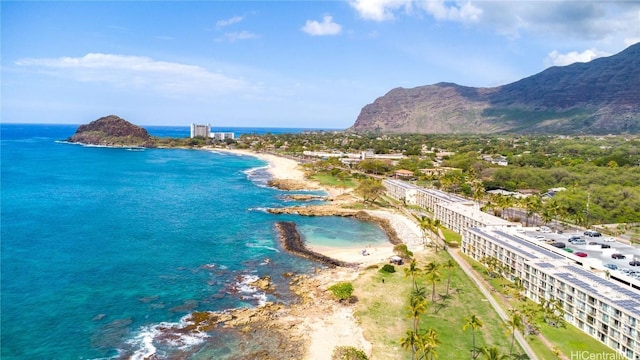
[[67, 115, 154, 146], [349, 43, 640, 134]]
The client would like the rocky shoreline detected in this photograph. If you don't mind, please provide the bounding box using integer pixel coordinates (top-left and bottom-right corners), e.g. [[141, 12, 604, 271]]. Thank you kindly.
[[269, 205, 403, 245], [275, 221, 355, 268]]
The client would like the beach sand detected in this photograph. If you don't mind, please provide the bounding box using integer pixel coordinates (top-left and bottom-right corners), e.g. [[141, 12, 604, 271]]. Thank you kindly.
[[212, 148, 309, 182], [213, 146, 423, 359]]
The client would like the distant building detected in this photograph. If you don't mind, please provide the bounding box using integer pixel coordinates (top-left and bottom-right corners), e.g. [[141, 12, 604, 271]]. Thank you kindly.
[[190, 124, 210, 138], [190, 123, 234, 141], [211, 132, 234, 141]]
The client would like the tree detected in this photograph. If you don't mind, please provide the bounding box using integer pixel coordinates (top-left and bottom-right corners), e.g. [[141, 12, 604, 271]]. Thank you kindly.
[[416, 328, 440, 360], [355, 178, 385, 205], [471, 179, 485, 205], [479, 346, 510, 360], [523, 195, 542, 227], [539, 298, 565, 328], [404, 259, 421, 292], [432, 219, 444, 251], [424, 263, 441, 304], [414, 215, 433, 248], [400, 330, 419, 360], [443, 259, 456, 296], [407, 287, 428, 335], [462, 314, 484, 359], [504, 310, 524, 356]]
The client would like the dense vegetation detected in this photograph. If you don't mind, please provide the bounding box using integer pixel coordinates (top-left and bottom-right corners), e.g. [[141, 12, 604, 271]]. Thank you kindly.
[[230, 132, 640, 226]]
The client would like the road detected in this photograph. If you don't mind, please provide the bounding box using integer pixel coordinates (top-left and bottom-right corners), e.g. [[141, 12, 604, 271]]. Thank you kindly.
[[448, 248, 539, 360]]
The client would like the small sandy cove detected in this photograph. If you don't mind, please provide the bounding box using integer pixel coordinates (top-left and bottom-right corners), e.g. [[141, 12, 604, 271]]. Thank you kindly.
[[213, 147, 422, 359]]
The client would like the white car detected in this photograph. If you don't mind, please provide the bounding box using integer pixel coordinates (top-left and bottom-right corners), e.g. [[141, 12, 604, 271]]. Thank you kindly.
[[603, 237, 616, 242], [534, 235, 546, 241], [540, 226, 552, 233]]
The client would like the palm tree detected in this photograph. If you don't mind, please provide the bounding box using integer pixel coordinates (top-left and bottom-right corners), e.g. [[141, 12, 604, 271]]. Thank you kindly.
[[523, 195, 542, 227], [472, 180, 485, 206], [416, 328, 440, 360], [505, 310, 524, 356], [462, 314, 484, 359], [400, 329, 418, 360], [404, 258, 421, 292], [443, 259, 456, 296], [424, 261, 441, 303], [432, 219, 443, 251], [408, 287, 428, 334], [414, 215, 433, 249], [479, 346, 510, 360], [425, 271, 441, 306]]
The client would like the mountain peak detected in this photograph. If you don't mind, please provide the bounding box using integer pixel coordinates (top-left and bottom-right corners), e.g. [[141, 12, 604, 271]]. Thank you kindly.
[[350, 43, 640, 134]]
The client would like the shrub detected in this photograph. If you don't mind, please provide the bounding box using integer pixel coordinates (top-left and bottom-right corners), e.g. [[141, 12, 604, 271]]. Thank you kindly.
[[332, 346, 369, 360], [328, 282, 354, 301], [379, 264, 396, 273]]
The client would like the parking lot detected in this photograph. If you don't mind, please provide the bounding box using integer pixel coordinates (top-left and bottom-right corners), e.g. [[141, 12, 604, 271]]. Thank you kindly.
[[522, 228, 640, 281]]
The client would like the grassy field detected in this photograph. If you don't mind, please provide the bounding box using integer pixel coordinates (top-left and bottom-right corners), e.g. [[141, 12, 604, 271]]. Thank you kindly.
[[309, 172, 357, 189], [459, 253, 618, 359], [353, 250, 523, 359]]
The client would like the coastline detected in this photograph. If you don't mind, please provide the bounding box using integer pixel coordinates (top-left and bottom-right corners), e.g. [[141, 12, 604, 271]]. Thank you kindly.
[[210, 146, 423, 359]]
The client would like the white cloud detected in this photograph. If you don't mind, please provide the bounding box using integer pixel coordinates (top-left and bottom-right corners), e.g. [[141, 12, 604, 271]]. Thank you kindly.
[[350, 0, 639, 49], [420, 0, 482, 23], [216, 16, 243, 28], [545, 48, 611, 67], [349, 0, 480, 23], [15, 53, 251, 97], [349, 0, 412, 21], [474, 1, 640, 43], [301, 15, 343, 36], [222, 31, 259, 42]]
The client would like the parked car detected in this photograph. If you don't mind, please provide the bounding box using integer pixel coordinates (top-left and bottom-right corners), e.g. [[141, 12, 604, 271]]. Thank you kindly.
[[603, 263, 618, 270], [611, 253, 626, 259], [584, 230, 602, 237], [568, 235, 583, 242], [601, 244, 611, 249], [570, 239, 586, 245], [588, 242, 600, 246], [630, 260, 640, 266], [534, 235, 546, 241], [564, 248, 574, 253], [540, 226, 552, 233], [574, 252, 588, 258], [602, 237, 616, 242], [551, 242, 566, 249]]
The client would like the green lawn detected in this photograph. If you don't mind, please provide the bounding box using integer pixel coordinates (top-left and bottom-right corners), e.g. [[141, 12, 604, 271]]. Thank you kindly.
[[459, 253, 618, 359], [353, 251, 523, 359], [309, 172, 357, 188]]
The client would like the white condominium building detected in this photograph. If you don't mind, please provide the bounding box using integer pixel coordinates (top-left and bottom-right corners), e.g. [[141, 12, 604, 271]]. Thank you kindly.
[[463, 227, 640, 359]]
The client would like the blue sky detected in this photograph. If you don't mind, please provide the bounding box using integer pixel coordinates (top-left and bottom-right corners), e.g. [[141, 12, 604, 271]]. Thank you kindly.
[[2, 1, 639, 129]]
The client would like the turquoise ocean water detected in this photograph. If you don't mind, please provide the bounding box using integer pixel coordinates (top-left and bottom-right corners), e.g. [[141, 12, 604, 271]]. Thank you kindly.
[[0, 124, 389, 359]]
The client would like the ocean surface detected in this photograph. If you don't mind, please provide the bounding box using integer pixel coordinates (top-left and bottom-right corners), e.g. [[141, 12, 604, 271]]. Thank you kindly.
[[0, 124, 389, 359]]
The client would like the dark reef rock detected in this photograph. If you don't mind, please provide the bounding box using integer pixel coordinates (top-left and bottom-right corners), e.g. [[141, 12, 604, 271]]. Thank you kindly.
[[275, 222, 355, 268], [67, 115, 154, 147], [350, 42, 640, 134]]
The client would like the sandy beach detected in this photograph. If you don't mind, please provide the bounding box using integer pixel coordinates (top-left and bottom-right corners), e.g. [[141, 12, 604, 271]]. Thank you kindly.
[[212, 148, 309, 182], [213, 146, 424, 359]]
